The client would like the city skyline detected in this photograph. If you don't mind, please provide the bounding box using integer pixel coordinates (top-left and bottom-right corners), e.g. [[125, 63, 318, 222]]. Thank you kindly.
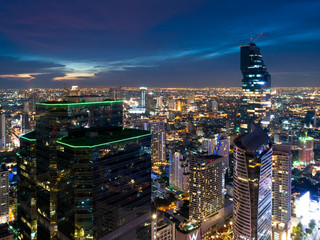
[[0, 0, 320, 88]]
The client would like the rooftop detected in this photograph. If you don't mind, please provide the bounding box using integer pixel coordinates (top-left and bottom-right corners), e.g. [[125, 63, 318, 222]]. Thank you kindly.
[[57, 127, 151, 149], [20, 131, 36, 142]]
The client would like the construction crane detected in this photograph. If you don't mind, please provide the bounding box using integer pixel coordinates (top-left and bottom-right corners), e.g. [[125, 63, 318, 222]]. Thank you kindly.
[[250, 32, 264, 43]]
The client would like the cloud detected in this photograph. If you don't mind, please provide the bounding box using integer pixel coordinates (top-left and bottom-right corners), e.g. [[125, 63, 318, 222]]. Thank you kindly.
[[53, 72, 95, 81], [0, 73, 44, 81]]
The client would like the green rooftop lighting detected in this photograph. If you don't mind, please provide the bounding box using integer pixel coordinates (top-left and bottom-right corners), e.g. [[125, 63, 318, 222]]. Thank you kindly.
[[57, 132, 151, 149], [36, 99, 123, 107], [20, 131, 36, 142]]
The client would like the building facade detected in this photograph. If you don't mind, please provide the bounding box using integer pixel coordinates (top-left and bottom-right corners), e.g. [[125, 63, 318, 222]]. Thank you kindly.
[[0, 165, 9, 225], [18, 96, 123, 239], [17, 131, 37, 240], [272, 145, 291, 239], [298, 135, 314, 165], [233, 126, 272, 240], [169, 152, 189, 193], [189, 155, 224, 222], [239, 42, 271, 133], [56, 128, 152, 240]]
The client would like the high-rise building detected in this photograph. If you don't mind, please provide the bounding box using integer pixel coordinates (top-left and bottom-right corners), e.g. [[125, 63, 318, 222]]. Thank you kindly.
[[0, 165, 9, 225], [0, 110, 6, 151], [233, 126, 272, 240], [189, 155, 224, 222], [139, 87, 147, 108], [169, 152, 189, 193], [133, 119, 166, 164], [18, 96, 123, 239], [272, 145, 292, 240], [56, 127, 151, 240], [17, 131, 37, 240], [298, 135, 314, 165], [240, 42, 271, 133]]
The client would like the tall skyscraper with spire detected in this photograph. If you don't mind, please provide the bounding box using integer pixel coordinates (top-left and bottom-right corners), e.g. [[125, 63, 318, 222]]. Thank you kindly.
[[240, 42, 271, 133]]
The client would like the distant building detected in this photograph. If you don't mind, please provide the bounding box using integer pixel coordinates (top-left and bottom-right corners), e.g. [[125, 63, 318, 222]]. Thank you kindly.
[[140, 87, 147, 108], [0, 165, 9, 225], [239, 42, 271, 133], [169, 152, 189, 193], [233, 126, 272, 240], [304, 110, 316, 128], [189, 155, 224, 222], [298, 135, 314, 165], [0, 111, 6, 151], [133, 119, 166, 164], [272, 145, 292, 240]]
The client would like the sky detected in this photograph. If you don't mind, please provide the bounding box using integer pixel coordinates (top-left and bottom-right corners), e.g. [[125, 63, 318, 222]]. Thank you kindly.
[[0, 0, 320, 88]]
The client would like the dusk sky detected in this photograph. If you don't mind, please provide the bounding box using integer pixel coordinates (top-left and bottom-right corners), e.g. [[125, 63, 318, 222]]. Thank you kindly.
[[1, 0, 320, 88]]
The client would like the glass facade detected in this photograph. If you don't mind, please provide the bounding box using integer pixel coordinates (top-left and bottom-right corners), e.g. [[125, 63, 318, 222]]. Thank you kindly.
[[240, 42, 271, 133], [18, 98, 123, 239], [56, 128, 151, 240], [233, 127, 272, 240], [17, 131, 37, 240]]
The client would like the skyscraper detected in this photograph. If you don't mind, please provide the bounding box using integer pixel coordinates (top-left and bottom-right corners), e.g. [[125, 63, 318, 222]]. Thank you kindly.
[[18, 96, 123, 239], [240, 42, 271, 133], [139, 87, 147, 109], [272, 145, 292, 240], [133, 119, 166, 165], [17, 131, 37, 240], [0, 110, 6, 151], [189, 155, 224, 222], [56, 127, 151, 239], [233, 126, 272, 240], [0, 164, 9, 225]]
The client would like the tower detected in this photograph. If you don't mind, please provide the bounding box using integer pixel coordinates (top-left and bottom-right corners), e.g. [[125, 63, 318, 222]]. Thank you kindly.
[[240, 42, 271, 133], [272, 145, 292, 240], [233, 126, 272, 240], [139, 87, 147, 109], [189, 155, 224, 222]]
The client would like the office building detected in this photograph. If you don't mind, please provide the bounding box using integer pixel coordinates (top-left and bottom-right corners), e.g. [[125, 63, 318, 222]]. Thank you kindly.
[[56, 127, 151, 240], [272, 145, 292, 240], [298, 135, 314, 165], [18, 96, 123, 239], [239, 42, 271, 133], [233, 126, 272, 240], [0, 165, 9, 225], [17, 131, 37, 240], [189, 155, 224, 222]]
